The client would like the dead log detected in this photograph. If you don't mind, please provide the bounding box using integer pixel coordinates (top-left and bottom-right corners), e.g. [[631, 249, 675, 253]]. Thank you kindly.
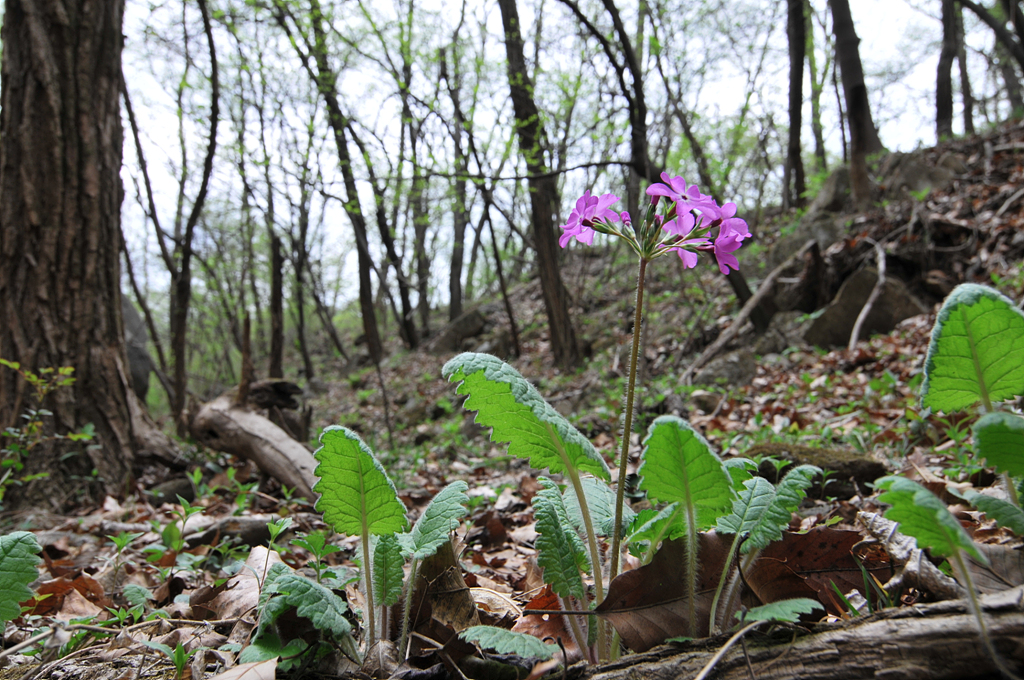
[[577, 587, 1024, 680], [189, 390, 318, 501]]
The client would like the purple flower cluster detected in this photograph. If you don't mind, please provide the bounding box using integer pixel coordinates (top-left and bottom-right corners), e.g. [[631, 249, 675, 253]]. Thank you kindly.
[[558, 173, 750, 274]]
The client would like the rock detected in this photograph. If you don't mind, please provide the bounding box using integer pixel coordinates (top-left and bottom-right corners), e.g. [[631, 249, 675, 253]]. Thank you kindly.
[[428, 309, 488, 353], [879, 151, 954, 198], [692, 349, 757, 387], [689, 389, 722, 413], [146, 477, 195, 504], [662, 392, 685, 415], [122, 297, 153, 401], [476, 327, 512, 359], [937, 151, 969, 175], [743, 441, 888, 499], [399, 397, 428, 425], [808, 165, 850, 213], [803, 268, 928, 348], [768, 211, 846, 268]]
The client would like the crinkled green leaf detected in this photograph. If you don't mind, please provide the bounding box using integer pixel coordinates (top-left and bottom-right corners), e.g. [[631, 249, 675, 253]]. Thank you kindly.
[[313, 426, 408, 537], [372, 534, 405, 607], [460, 625, 558, 660], [533, 478, 588, 600], [723, 458, 757, 490], [122, 583, 153, 607], [624, 503, 679, 550], [563, 474, 632, 538], [639, 416, 733, 531], [266, 572, 352, 638], [922, 284, 1024, 412], [239, 634, 307, 663], [963, 490, 1024, 536], [399, 481, 469, 559], [0, 532, 41, 622], [443, 353, 609, 480], [877, 476, 987, 564], [738, 598, 823, 624], [719, 465, 821, 554], [973, 411, 1024, 477]]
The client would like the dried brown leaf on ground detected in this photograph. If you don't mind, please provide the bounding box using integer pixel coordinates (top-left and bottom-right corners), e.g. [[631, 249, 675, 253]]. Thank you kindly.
[[594, 533, 732, 651]]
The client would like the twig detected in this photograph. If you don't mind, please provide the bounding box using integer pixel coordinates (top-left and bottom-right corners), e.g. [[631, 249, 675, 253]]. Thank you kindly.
[[848, 239, 886, 352], [691, 620, 766, 680], [683, 240, 817, 384]]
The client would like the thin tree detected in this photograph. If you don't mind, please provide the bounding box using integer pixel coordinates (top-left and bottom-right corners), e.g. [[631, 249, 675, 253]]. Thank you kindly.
[[785, 0, 807, 208], [497, 0, 580, 368], [938, 0, 958, 140], [829, 0, 883, 206]]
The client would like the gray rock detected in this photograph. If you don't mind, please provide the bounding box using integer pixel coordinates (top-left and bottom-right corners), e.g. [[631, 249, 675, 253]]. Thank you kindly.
[[803, 268, 928, 348], [399, 397, 428, 425], [689, 389, 722, 413], [879, 151, 954, 198], [428, 309, 488, 353], [768, 211, 846, 268], [692, 349, 757, 387], [808, 165, 850, 213]]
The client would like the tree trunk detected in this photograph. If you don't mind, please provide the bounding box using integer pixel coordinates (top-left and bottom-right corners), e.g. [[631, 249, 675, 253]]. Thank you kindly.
[[806, 0, 828, 172], [830, 0, 882, 207], [955, 4, 975, 134], [269, 234, 284, 379], [938, 0, 957, 140], [497, 0, 579, 368], [0, 0, 175, 511], [442, 46, 468, 322], [786, 0, 807, 208]]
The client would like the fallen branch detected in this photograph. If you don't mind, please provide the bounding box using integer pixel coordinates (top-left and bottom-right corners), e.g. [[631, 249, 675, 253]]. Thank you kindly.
[[848, 239, 886, 352], [682, 240, 817, 385]]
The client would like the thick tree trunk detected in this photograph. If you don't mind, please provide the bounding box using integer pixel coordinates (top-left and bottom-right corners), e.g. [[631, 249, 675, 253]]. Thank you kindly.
[[497, 0, 579, 368], [785, 0, 807, 208], [830, 0, 883, 207], [0, 0, 176, 510], [938, 0, 957, 140]]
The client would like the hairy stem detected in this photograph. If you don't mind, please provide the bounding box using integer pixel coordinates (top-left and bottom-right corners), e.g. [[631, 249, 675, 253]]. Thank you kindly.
[[362, 528, 376, 647], [398, 556, 419, 660], [708, 534, 742, 634], [610, 258, 648, 581], [950, 549, 1020, 680]]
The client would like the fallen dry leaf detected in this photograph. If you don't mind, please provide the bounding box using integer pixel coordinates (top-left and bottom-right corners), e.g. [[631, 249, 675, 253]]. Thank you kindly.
[[594, 533, 732, 651], [206, 659, 277, 680]]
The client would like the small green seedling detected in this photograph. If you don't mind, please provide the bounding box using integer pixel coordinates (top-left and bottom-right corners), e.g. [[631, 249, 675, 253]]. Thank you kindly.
[[143, 641, 197, 680]]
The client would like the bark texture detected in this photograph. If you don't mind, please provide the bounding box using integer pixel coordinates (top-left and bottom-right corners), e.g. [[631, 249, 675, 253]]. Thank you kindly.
[[498, 0, 579, 368], [830, 0, 883, 206], [938, 0, 957, 140], [0, 0, 175, 510], [579, 590, 1024, 680], [785, 0, 807, 208]]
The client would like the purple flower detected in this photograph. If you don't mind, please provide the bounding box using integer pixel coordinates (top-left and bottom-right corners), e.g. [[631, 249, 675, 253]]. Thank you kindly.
[[559, 191, 620, 247], [717, 202, 750, 238], [645, 173, 705, 204], [713, 222, 748, 274], [661, 213, 709, 268]]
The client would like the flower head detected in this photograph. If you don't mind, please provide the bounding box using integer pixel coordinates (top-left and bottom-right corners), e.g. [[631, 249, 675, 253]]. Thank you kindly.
[[713, 221, 749, 275], [559, 191, 620, 247]]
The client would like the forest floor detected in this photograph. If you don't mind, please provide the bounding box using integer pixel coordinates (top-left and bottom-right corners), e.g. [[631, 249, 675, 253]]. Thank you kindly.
[[3, 121, 1024, 679]]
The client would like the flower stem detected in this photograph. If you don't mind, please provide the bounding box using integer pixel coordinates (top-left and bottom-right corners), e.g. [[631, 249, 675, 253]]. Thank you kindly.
[[610, 258, 648, 582]]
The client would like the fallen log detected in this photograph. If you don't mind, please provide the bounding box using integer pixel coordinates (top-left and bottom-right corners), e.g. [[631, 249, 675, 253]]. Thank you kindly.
[[189, 389, 318, 501], [577, 587, 1024, 680]]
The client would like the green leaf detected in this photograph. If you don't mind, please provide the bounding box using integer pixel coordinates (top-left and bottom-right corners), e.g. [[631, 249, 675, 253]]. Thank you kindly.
[[563, 474, 632, 537], [239, 634, 307, 663], [876, 476, 987, 564], [718, 465, 821, 555], [963, 490, 1024, 536], [313, 426, 408, 537], [372, 534, 405, 607], [921, 284, 1024, 412], [265, 572, 352, 638], [623, 503, 679, 552], [533, 478, 588, 600], [638, 416, 733, 531], [399, 481, 469, 559], [0, 532, 41, 622], [443, 353, 610, 480], [122, 584, 153, 607], [973, 411, 1024, 477], [723, 458, 757, 490], [460, 625, 558, 660], [739, 598, 823, 624]]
